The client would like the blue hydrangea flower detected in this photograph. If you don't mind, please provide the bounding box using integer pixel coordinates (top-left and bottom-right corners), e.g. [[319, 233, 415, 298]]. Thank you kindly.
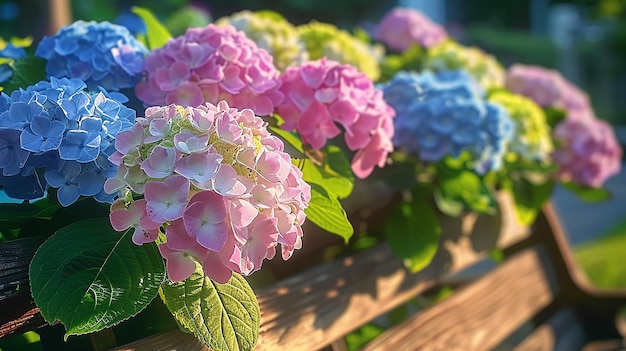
[[35, 21, 147, 91], [0, 77, 135, 206], [0, 42, 27, 85], [380, 70, 513, 174]]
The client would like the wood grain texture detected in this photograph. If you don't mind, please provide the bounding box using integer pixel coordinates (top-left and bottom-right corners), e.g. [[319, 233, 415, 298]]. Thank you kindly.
[[512, 309, 585, 351], [361, 248, 554, 351], [112, 330, 209, 351], [0, 236, 48, 338]]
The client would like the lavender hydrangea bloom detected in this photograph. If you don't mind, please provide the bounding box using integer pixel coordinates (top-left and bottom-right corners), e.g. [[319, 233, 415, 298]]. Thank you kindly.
[[380, 70, 513, 173], [35, 21, 147, 91], [0, 77, 135, 206]]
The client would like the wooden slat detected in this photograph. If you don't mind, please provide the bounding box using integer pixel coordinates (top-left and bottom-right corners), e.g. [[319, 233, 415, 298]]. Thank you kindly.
[[361, 248, 555, 351], [512, 309, 586, 351], [0, 236, 48, 338], [112, 330, 209, 351]]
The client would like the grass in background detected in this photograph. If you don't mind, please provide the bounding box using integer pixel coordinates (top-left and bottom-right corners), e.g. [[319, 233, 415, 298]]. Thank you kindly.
[[574, 218, 626, 289]]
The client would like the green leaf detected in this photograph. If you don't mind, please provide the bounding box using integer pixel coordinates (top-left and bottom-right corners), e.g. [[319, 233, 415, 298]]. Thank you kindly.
[[508, 178, 554, 226], [29, 218, 166, 338], [385, 198, 441, 273], [544, 106, 567, 129], [160, 265, 260, 351], [132, 7, 172, 50], [437, 166, 496, 215], [305, 183, 354, 242], [302, 145, 354, 199], [2, 55, 46, 94], [560, 181, 611, 203]]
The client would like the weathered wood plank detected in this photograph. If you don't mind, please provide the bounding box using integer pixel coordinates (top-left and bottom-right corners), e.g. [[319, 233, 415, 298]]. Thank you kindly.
[[512, 309, 586, 351], [361, 248, 554, 351]]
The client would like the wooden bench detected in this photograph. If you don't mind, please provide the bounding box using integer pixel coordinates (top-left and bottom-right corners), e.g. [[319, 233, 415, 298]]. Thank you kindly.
[[1, 196, 625, 350]]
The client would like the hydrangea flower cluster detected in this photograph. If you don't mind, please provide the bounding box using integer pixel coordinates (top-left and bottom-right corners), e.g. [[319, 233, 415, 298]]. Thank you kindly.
[[488, 90, 553, 163], [504, 64, 566, 108], [297, 21, 384, 81], [276, 58, 395, 179], [106, 101, 310, 283], [0, 36, 31, 86], [381, 70, 513, 174], [374, 7, 447, 52], [0, 77, 135, 205], [135, 24, 283, 116], [505, 64, 594, 119], [424, 40, 505, 90], [552, 116, 622, 188], [35, 21, 147, 91], [216, 10, 308, 72]]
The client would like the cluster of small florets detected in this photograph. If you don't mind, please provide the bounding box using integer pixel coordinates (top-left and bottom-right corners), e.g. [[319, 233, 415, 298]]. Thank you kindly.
[[135, 24, 283, 116], [424, 40, 505, 90], [297, 21, 384, 81], [505, 63, 622, 187], [106, 101, 310, 283], [35, 21, 147, 91], [0, 37, 30, 86], [488, 90, 553, 164], [276, 58, 395, 178], [374, 7, 447, 52], [0, 77, 135, 205], [216, 10, 308, 72], [381, 70, 513, 174], [552, 116, 622, 188]]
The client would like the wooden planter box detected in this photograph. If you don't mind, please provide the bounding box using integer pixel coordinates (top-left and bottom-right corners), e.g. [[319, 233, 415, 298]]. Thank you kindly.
[[1, 192, 625, 350]]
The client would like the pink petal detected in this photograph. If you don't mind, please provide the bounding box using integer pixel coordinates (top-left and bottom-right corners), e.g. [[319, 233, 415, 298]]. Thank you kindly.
[[159, 245, 197, 282], [141, 145, 177, 179], [213, 165, 248, 196], [144, 175, 190, 223], [175, 152, 222, 184], [166, 81, 205, 107], [202, 251, 233, 283], [165, 218, 196, 250], [229, 198, 258, 227], [183, 191, 228, 251]]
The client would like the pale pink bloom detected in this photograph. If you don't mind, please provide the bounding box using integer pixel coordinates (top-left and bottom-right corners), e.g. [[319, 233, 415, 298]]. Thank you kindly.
[[141, 145, 178, 178], [109, 199, 160, 245], [144, 175, 190, 223], [374, 7, 448, 52], [135, 24, 284, 116], [277, 58, 395, 178], [183, 190, 228, 252], [552, 115, 622, 188], [107, 101, 310, 283]]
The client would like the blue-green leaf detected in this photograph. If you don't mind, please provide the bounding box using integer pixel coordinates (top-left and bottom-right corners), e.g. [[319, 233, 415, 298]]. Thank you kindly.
[[29, 218, 165, 338], [160, 265, 260, 351], [302, 145, 354, 199], [305, 183, 353, 242], [132, 7, 172, 50], [560, 181, 611, 203], [385, 198, 441, 273], [509, 178, 554, 226]]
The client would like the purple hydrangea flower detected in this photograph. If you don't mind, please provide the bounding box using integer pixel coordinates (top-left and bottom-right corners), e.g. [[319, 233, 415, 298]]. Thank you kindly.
[[35, 21, 147, 91], [0, 77, 135, 206], [380, 70, 513, 173]]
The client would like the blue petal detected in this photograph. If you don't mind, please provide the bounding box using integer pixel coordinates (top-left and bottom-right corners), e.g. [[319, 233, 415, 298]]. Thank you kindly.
[[20, 129, 44, 152], [57, 183, 81, 206], [78, 168, 105, 196]]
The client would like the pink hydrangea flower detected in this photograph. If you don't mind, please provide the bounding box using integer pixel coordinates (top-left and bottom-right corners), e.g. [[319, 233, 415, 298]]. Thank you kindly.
[[135, 24, 284, 116], [552, 115, 622, 188], [505, 64, 566, 108], [276, 58, 395, 178], [374, 7, 447, 52], [106, 101, 310, 283], [506, 63, 622, 187]]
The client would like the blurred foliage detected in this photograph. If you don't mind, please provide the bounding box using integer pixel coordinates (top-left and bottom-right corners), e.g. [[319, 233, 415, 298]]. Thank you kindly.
[[575, 219, 626, 288]]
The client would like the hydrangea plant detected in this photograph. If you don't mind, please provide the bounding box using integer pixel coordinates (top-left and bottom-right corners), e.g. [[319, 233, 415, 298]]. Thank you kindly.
[[106, 101, 310, 282], [276, 58, 395, 179], [381, 70, 513, 174], [216, 10, 308, 71], [505, 63, 623, 188], [35, 21, 148, 91], [424, 40, 505, 90], [0, 77, 135, 205], [297, 21, 384, 81], [374, 7, 447, 52], [135, 23, 284, 116]]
